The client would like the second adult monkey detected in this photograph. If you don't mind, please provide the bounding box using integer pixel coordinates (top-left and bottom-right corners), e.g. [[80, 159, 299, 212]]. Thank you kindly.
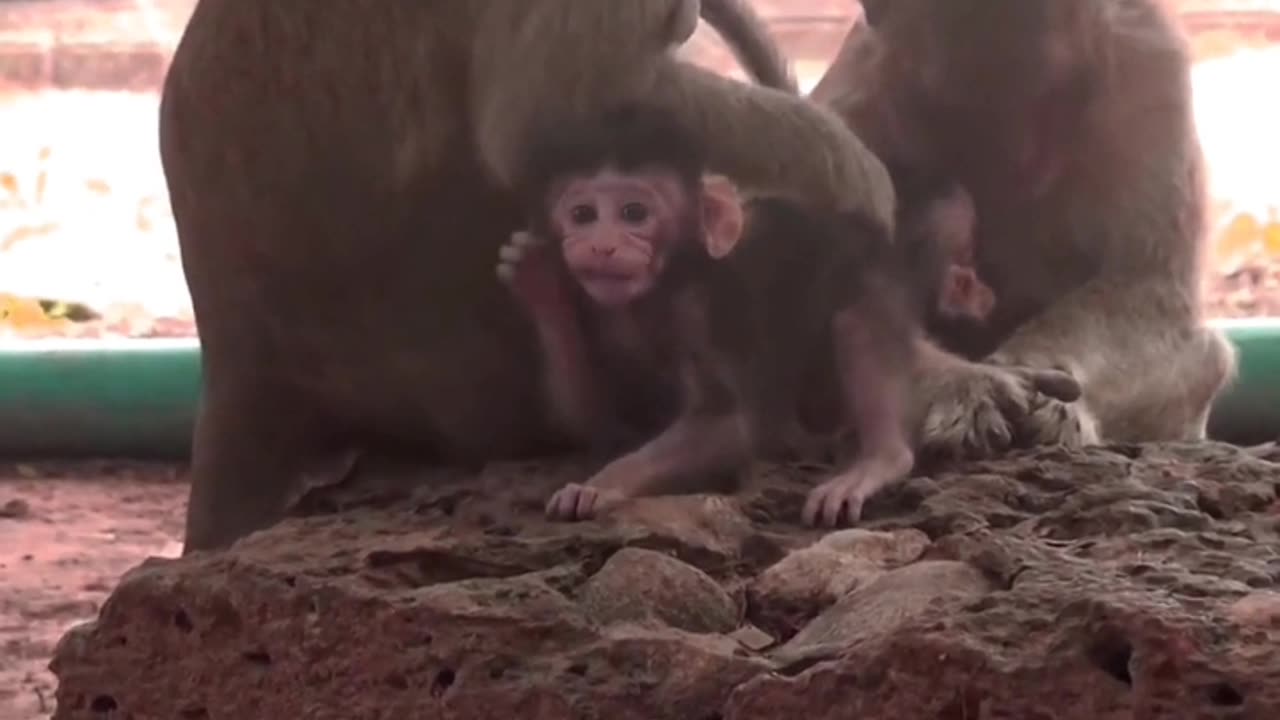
[[498, 105, 922, 528], [163, 0, 895, 552], [810, 0, 1236, 458]]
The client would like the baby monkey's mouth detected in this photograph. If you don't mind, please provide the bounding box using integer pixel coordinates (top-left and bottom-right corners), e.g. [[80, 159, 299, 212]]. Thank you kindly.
[[578, 269, 637, 284], [577, 270, 652, 306]]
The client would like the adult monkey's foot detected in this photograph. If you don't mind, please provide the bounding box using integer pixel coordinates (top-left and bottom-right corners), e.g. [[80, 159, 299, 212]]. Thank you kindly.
[[986, 351, 1101, 449], [916, 352, 1094, 462]]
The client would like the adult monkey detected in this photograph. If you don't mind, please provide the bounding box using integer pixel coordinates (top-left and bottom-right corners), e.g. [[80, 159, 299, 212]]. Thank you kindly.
[[162, 0, 893, 553], [808, 0, 1237, 460]]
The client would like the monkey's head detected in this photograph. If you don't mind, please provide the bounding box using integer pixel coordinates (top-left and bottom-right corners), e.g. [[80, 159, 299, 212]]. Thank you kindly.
[[520, 104, 745, 308], [544, 169, 743, 307]]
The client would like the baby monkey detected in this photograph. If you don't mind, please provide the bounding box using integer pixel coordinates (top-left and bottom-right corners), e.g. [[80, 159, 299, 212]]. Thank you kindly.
[[499, 104, 922, 527], [908, 181, 996, 328]]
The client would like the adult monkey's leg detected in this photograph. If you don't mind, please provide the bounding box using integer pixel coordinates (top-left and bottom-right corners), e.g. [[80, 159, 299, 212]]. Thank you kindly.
[[163, 2, 544, 554]]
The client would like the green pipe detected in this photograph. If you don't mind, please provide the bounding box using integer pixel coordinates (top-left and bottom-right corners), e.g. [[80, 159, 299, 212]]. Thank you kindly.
[[0, 320, 1276, 458], [1206, 318, 1280, 446], [0, 338, 201, 458]]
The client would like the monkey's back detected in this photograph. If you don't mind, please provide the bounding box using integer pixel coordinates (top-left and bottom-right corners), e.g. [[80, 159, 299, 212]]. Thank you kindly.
[[705, 198, 908, 431]]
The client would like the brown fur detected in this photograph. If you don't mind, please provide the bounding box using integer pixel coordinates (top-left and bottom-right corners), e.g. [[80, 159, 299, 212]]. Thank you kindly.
[[495, 103, 922, 527], [163, 0, 894, 552], [809, 0, 1236, 460], [699, 0, 798, 92]]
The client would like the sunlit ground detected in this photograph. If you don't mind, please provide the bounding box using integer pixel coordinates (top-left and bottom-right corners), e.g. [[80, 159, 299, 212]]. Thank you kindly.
[[1, 46, 1279, 332]]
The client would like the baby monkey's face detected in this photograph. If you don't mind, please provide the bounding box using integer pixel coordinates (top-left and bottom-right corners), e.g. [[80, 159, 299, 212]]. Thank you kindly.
[[550, 167, 692, 308]]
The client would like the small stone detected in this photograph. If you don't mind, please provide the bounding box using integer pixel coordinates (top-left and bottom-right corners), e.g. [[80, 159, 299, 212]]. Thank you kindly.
[[747, 529, 930, 637], [578, 547, 738, 634], [1227, 592, 1280, 627], [771, 560, 993, 666], [816, 528, 931, 564], [0, 498, 32, 519], [729, 624, 776, 652]]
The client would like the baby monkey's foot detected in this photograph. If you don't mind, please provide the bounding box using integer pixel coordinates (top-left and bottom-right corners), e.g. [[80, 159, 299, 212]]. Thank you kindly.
[[802, 445, 914, 528], [545, 482, 628, 522], [496, 230, 564, 309]]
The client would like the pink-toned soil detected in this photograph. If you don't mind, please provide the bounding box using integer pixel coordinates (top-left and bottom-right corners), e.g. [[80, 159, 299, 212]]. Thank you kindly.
[[0, 461, 188, 720]]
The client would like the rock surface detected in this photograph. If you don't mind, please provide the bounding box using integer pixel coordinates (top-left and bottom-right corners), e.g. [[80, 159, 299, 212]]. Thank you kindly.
[[50, 442, 1280, 719]]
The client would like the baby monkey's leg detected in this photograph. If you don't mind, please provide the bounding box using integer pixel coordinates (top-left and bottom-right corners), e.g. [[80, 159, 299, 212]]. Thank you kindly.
[[546, 308, 754, 522], [803, 297, 916, 528]]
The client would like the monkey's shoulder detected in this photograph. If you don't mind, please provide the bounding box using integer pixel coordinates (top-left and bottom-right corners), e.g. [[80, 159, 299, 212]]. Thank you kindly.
[[723, 197, 897, 298]]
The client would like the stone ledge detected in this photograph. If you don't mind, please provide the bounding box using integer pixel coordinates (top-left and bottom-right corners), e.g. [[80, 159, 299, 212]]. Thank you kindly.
[[49, 442, 1280, 719]]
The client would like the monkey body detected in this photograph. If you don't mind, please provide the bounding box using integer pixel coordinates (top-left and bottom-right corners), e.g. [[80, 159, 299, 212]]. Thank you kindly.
[[164, 0, 894, 552], [500, 105, 917, 526], [506, 197, 919, 526], [809, 0, 1235, 458]]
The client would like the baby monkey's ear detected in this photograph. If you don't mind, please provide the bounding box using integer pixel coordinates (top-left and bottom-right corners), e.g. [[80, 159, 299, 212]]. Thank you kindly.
[[700, 174, 745, 259]]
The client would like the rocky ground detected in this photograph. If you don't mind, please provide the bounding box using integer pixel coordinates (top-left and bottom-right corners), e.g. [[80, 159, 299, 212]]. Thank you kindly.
[[27, 442, 1280, 719]]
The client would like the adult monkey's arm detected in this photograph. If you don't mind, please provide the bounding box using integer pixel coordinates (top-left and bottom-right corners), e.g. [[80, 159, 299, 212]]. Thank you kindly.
[[699, 0, 799, 93], [470, 1, 894, 230]]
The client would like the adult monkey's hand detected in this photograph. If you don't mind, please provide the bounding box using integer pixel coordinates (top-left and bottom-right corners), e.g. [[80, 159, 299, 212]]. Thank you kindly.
[[912, 341, 1092, 461]]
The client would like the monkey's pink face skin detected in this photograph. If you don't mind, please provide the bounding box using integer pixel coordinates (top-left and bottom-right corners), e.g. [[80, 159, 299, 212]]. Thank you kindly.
[[551, 169, 687, 308]]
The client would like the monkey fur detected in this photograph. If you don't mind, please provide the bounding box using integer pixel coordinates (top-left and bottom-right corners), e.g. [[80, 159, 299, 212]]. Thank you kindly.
[[162, 0, 894, 552], [698, 0, 799, 93], [499, 104, 923, 527], [809, 0, 1236, 460]]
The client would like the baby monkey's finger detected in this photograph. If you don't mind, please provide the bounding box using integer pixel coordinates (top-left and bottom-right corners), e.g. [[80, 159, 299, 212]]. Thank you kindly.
[[511, 230, 542, 247]]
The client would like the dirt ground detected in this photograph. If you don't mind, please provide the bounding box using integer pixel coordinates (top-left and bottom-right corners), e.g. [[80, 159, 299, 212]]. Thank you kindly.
[[0, 461, 188, 720]]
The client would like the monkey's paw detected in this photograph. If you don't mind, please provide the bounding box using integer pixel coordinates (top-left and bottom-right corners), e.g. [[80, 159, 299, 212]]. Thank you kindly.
[[545, 482, 627, 522], [1014, 391, 1102, 448], [919, 361, 1083, 461], [986, 354, 1100, 449], [802, 448, 912, 528], [497, 230, 563, 307]]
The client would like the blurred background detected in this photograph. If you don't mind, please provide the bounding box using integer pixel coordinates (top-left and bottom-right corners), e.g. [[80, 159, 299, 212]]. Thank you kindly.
[[0, 0, 1277, 333]]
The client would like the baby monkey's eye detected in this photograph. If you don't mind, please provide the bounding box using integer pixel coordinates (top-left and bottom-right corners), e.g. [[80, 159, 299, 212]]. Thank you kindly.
[[620, 202, 649, 224], [570, 204, 598, 225]]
